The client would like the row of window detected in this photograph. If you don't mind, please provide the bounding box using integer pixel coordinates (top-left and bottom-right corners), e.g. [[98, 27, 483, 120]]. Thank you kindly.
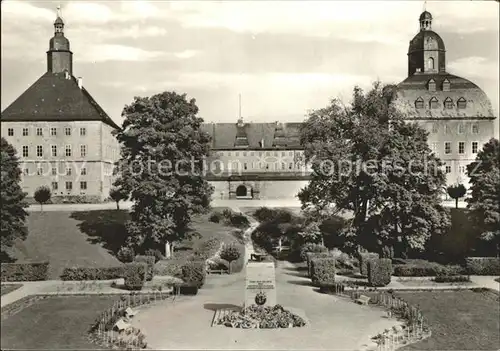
[[216, 151, 298, 157], [431, 141, 479, 155], [49, 181, 87, 191], [444, 165, 467, 175], [431, 123, 479, 134], [427, 77, 450, 92], [217, 162, 304, 171], [415, 97, 468, 110], [21, 145, 87, 158], [24, 167, 87, 176], [7, 127, 87, 137]]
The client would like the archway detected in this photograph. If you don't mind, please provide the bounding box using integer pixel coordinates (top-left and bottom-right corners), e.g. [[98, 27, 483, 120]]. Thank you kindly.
[[236, 185, 247, 197]]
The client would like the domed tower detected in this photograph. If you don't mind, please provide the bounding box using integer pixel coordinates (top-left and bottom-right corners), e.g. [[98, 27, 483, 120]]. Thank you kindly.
[[407, 10, 446, 76], [47, 6, 73, 75]]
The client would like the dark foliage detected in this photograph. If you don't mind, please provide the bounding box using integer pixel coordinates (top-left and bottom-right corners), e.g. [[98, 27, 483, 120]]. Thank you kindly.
[[1, 262, 49, 281], [60, 266, 124, 280], [367, 258, 392, 287]]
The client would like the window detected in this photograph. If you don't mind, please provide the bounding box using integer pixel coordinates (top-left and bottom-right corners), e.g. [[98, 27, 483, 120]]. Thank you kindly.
[[274, 151, 278, 157], [36, 127, 43, 136], [81, 167, 87, 175], [66, 167, 72, 176], [458, 123, 465, 134], [7, 128, 14, 136], [444, 97, 453, 109], [445, 165, 451, 174], [23, 128, 29, 136], [37, 167, 43, 176], [52, 182, 58, 191], [282, 152, 286, 156], [459, 166, 466, 174], [472, 142, 478, 154], [65, 181, 72, 191], [428, 78, 436, 91], [36, 145, 43, 157], [243, 152, 247, 156], [80, 127, 86, 136], [444, 124, 450, 134], [432, 123, 438, 133], [415, 97, 424, 109], [442, 79, 450, 92], [80, 145, 87, 157], [65, 127, 72, 136], [472, 124, 479, 134], [289, 163, 293, 169], [289, 152, 293, 156], [227, 152, 231, 156], [65, 145, 72, 157], [429, 97, 439, 109], [22, 146, 29, 157], [80, 181, 87, 190], [250, 152, 254, 156], [51, 127, 57, 136], [52, 167, 57, 176], [457, 97, 467, 109], [51, 145, 57, 157], [282, 163, 286, 170], [431, 142, 439, 155], [427, 57, 435, 70], [235, 152, 239, 156], [458, 142, 465, 154], [444, 142, 451, 154], [265, 152, 270, 156], [23, 168, 29, 176], [266, 164, 269, 170]]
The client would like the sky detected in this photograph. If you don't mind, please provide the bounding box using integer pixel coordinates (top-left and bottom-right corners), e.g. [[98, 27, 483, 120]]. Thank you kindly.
[[1, 0, 499, 127]]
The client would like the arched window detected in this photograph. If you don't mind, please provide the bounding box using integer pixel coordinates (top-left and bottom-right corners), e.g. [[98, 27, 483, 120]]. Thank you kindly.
[[444, 97, 453, 109], [429, 97, 439, 109], [457, 97, 467, 109], [415, 97, 424, 109], [427, 57, 435, 70], [428, 79, 436, 91], [442, 78, 450, 92]]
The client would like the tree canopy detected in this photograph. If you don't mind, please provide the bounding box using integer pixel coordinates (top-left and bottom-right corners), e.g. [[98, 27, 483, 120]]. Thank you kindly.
[[298, 82, 450, 257], [447, 184, 467, 209], [466, 138, 500, 255], [1, 137, 28, 261], [113, 92, 213, 256]]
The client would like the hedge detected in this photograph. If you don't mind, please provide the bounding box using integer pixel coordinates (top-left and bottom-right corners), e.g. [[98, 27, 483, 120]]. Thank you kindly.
[[154, 259, 185, 278], [61, 266, 124, 281], [228, 244, 246, 273], [434, 274, 470, 283], [124, 262, 147, 290], [300, 243, 328, 262], [367, 259, 392, 287], [310, 257, 336, 287], [134, 255, 156, 281], [1, 262, 50, 282], [465, 257, 500, 275], [358, 252, 379, 276], [306, 252, 332, 278], [181, 261, 206, 288], [393, 260, 464, 277]]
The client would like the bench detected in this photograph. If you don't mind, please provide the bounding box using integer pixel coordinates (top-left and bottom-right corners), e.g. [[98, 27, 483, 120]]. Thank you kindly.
[[207, 268, 229, 275], [250, 253, 267, 261], [355, 295, 371, 305]]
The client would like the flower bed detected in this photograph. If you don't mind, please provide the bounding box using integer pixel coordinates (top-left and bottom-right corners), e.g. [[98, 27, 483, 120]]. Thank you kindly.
[[215, 305, 306, 329]]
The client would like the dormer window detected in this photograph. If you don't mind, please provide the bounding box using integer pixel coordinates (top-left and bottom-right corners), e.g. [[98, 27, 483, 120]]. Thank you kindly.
[[428, 79, 436, 91], [429, 97, 439, 109], [457, 97, 467, 109], [415, 97, 424, 109], [444, 97, 453, 109], [442, 78, 450, 92]]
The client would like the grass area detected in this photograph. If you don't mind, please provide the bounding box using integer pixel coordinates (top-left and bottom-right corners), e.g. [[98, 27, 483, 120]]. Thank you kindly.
[[1, 284, 23, 296], [1, 295, 121, 350], [239, 207, 302, 217], [397, 279, 475, 287], [396, 290, 500, 350]]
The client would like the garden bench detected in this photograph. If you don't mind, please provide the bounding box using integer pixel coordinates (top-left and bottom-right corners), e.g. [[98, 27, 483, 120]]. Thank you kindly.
[[207, 268, 229, 275], [113, 318, 131, 331], [125, 307, 137, 318], [250, 253, 266, 261], [355, 295, 371, 305]]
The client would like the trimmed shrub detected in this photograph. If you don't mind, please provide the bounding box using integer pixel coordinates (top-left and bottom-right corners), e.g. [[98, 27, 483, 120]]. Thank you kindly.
[[144, 249, 164, 263], [154, 259, 185, 278], [230, 247, 246, 273], [117, 246, 135, 263], [134, 255, 156, 281], [209, 212, 222, 223], [60, 266, 124, 280], [300, 243, 328, 262], [306, 252, 332, 277], [228, 212, 250, 228], [181, 260, 206, 288], [253, 207, 276, 222], [123, 262, 147, 290], [310, 257, 336, 287], [434, 274, 470, 283], [1, 262, 50, 282], [465, 257, 500, 275], [367, 259, 392, 287], [220, 243, 242, 273], [393, 260, 457, 277], [358, 252, 379, 276]]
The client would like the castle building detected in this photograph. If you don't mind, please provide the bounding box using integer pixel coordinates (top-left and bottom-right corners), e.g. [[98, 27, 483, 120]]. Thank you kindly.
[[0, 10, 121, 202], [393, 11, 497, 187]]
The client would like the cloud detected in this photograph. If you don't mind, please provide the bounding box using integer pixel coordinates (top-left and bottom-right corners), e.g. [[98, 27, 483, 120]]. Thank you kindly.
[[1, 1, 54, 22], [79, 44, 168, 62], [448, 56, 500, 81], [174, 50, 200, 59]]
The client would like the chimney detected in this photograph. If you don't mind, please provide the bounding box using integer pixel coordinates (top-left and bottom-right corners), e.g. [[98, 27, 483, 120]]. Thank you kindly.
[[77, 77, 83, 89]]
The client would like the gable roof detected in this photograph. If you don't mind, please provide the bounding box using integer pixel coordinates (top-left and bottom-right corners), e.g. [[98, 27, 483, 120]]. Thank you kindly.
[[1, 72, 121, 129], [201, 122, 302, 149]]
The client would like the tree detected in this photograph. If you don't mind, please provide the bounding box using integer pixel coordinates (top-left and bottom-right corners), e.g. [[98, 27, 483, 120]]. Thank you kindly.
[[113, 92, 213, 258], [466, 138, 500, 256], [298, 82, 450, 257], [34, 186, 51, 211], [109, 187, 128, 210], [220, 244, 241, 273], [0, 138, 28, 261], [447, 184, 467, 209]]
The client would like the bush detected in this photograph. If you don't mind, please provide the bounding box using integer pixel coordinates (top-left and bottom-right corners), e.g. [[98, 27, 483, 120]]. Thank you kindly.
[[1, 262, 49, 282], [117, 246, 135, 263], [434, 274, 470, 283], [358, 252, 379, 276], [154, 259, 185, 278], [230, 246, 246, 273], [181, 260, 206, 288], [300, 243, 328, 262], [310, 257, 336, 287], [192, 237, 222, 260], [465, 257, 500, 275], [123, 262, 147, 290], [134, 255, 156, 281], [60, 266, 123, 280], [34, 186, 51, 209], [253, 207, 276, 222], [216, 304, 306, 328], [220, 244, 242, 273], [392, 260, 460, 277], [367, 259, 392, 287], [306, 252, 332, 277], [228, 212, 250, 228], [209, 212, 222, 223]]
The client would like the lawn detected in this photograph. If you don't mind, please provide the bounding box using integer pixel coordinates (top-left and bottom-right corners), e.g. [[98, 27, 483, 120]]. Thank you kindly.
[[1, 295, 121, 350], [1, 284, 23, 296], [396, 290, 500, 350]]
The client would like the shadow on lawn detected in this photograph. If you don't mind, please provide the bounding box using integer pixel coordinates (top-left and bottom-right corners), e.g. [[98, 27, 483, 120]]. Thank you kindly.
[[70, 210, 129, 256], [287, 279, 313, 287]]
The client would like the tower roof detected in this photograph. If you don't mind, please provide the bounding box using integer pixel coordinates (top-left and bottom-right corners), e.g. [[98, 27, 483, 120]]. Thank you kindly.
[[54, 16, 64, 25], [408, 30, 445, 53], [419, 10, 432, 21]]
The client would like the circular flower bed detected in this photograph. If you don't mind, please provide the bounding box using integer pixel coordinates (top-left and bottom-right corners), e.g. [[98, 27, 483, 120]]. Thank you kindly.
[[216, 304, 306, 329]]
